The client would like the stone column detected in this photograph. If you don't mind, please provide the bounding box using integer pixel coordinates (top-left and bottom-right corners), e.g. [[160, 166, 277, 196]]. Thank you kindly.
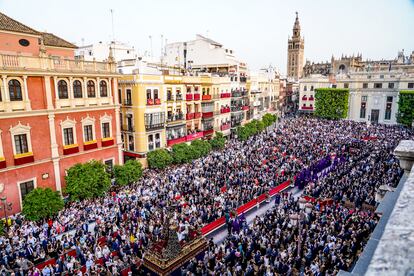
[[22, 76, 31, 111], [69, 77, 75, 108], [53, 76, 59, 108], [44, 76, 54, 110], [48, 113, 62, 193], [96, 77, 101, 106], [394, 140, 414, 174], [108, 77, 113, 105], [83, 77, 89, 107]]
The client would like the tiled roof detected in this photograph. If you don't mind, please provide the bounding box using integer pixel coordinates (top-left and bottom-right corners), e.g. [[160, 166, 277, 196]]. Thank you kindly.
[[0, 11, 40, 35], [41, 32, 77, 49]]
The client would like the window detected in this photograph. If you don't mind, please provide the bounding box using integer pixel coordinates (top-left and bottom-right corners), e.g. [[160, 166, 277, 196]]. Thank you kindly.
[[388, 83, 395, 89], [84, 125, 94, 142], [118, 89, 122, 104], [155, 133, 160, 148], [73, 80, 82, 98], [19, 180, 34, 201], [344, 83, 349, 89], [104, 159, 114, 173], [102, 122, 111, 138], [63, 127, 74, 145], [360, 102, 366, 119], [332, 84, 337, 88], [58, 80, 68, 99], [362, 96, 368, 102], [9, 79, 23, 101], [87, 80, 96, 97], [408, 83, 414, 89], [14, 134, 28, 154], [154, 89, 159, 99], [146, 89, 152, 100], [148, 134, 154, 151], [18, 39, 30, 47], [380, 75, 384, 79], [363, 83, 368, 89], [385, 100, 392, 120], [304, 85, 307, 91], [374, 83, 383, 89], [100, 80, 108, 97], [128, 135, 134, 151], [310, 86, 314, 91]]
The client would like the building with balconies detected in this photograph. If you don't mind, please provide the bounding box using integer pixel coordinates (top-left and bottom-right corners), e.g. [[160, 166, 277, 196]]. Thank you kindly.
[[0, 12, 122, 213]]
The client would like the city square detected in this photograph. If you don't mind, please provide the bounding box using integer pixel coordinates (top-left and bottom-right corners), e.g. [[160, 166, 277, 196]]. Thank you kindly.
[[0, 1, 414, 275]]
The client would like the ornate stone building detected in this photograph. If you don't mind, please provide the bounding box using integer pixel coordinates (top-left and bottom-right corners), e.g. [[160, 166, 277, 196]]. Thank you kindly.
[[287, 12, 305, 80]]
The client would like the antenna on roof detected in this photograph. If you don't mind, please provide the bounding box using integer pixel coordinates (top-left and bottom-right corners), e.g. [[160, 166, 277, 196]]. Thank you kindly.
[[149, 35, 153, 58], [110, 9, 115, 43]]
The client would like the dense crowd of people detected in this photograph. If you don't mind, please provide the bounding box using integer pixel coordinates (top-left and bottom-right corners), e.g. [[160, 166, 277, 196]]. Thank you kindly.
[[0, 116, 411, 275]]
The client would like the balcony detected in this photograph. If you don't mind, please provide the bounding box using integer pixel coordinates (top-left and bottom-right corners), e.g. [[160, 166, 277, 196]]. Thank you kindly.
[[202, 112, 214, 118], [0, 54, 116, 74], [63, 144, 79, 155], [301, 106, 314, 110], [14, 152, 34, 166], [185, 132, 204, 142], [101, 137, 114, 147], [167, 136, 186, 147], [176, 94, 183, 101], [193, 94, 201, 101], [122, 125, 135, 132], [203, 129, 214, 136], [220, 123, 231, 131], [242, 105, 249, 111], [309, 97, 314, 101], [302, 96, 308, 101], [194, 112, 202, 119], [186, 113, 195, 120], [202, 94, 212, 101], [220, 107, 231, 114], [147, 98, 161, 106], [0, 157, 6, 169], [167, 113, 184, 123], [231, 106, 243, 112], [145, 122, 165, 131], [84, 140, 98, 151], [124, 99, 132, 106], [220, 93, 231, 98], [186, 94, 193, 101]]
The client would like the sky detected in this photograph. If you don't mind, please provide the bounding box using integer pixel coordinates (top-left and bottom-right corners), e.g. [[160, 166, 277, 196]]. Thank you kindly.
[[1, 0, 414, 73]]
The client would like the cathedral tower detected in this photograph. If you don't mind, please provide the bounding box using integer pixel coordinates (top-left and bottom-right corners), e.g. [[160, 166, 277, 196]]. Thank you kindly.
[[287, 12, 305, 80]]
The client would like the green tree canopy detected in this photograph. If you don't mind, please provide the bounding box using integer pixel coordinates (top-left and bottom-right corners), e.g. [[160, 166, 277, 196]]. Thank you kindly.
[[147, 149, 173, 169], [314, 88, 349, 119], [262, 113, 277, 127], [397, 90, 414, 127], [209, 132, 226, 150], [64, 160, 111, 201], [114, 160, 143, 186], [22, 188, 64, 221], [171, 143, 195, 164], [191, 139, 212, 159]]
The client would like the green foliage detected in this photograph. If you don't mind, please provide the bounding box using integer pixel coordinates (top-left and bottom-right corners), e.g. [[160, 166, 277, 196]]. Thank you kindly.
[[191, 139, 212, 159], [397, 90, 414, 127], [114, 160, 143, 186], [209, 132, 226, 150], [172, 143, 195, 164], [147, 149, 173, 169], [314, 88, 349, 120], [262, 113, 277, 127], [22, 188, 64, 221], [64, 160, 111, 201], [0, 220, 4, 236]]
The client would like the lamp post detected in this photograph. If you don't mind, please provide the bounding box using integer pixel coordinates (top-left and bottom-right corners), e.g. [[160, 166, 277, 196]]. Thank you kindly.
[[0, 196, 13, 232]]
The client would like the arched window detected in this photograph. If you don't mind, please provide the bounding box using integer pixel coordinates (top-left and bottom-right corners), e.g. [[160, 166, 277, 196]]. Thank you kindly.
[[58, 80, 68, 99], [100, 80, 108, 97], [9, 79, 23, 101], [73, 80, 82, 98], [87, 80, 95, 98]]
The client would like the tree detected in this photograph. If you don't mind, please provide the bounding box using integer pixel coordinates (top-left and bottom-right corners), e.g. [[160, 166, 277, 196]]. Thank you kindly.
[[147, 149, 173, 169], [114, 160, 143, 186], [209, 132, 226, 150], [191, 139, 212, 159], [22, 188, 64, 221], [314, 88, 349, 119], [64, 160, 111, 200], [171, 143, 194, 164], [397, 90, 414, 127], [262, 113, 277, 127], [237, 125, 250, 141]]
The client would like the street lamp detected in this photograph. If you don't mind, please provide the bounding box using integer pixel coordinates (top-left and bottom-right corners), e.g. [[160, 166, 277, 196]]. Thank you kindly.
[[0, 196, 13, 232]]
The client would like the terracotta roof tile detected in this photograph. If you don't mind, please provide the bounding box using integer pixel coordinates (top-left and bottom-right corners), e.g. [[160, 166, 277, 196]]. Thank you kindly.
[[41, 32, 77, 49], [0, 11, 40, 35]]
